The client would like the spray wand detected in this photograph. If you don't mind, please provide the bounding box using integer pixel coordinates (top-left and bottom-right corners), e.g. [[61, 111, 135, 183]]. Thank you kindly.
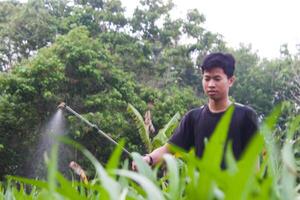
[[57, 102, 131, 157]]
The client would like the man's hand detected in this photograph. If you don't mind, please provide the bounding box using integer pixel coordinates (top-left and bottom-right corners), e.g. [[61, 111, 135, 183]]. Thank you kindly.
[[131, 144, 170, 171], [131, 155, 152, 171]]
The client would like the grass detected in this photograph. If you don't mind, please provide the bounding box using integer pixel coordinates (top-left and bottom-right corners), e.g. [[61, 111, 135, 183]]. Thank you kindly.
[[1, 103, 299, 199]]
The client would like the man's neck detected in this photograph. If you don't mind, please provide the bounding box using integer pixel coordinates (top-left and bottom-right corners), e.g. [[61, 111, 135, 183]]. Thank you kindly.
[[208, 98, 232, 113]]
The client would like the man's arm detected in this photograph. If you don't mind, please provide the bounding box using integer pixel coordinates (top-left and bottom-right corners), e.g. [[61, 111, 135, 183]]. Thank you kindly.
[[132, 144, 170, 170], [132, 110, 195, 170]]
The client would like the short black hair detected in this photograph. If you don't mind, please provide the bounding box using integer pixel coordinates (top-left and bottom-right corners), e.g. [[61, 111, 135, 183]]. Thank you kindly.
[[201, 52, 235, 78]]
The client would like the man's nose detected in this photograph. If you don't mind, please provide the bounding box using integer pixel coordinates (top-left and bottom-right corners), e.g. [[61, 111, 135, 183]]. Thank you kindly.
[[208, 80, 216, 87]]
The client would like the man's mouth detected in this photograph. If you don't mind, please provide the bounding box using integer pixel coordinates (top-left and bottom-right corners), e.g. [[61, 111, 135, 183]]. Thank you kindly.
[[207, 90, 217, 94]]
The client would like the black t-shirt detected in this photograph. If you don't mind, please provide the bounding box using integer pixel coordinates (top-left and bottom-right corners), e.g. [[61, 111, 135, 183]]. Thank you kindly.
[[168, 103, 258, 167]]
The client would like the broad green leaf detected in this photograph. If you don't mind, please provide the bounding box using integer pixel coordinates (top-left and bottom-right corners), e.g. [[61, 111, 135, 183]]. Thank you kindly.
[[127, 103, 152, 152], [163, 112, 181, 138], [152, 112, 180, 149]]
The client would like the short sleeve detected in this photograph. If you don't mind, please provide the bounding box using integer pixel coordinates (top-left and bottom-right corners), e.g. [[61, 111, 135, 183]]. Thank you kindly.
[[241, 107, 259, 150], [168, 112, 194, 151]]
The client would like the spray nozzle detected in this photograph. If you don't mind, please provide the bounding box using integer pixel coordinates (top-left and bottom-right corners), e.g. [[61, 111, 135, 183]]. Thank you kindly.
[[57, 102, 66, 109]]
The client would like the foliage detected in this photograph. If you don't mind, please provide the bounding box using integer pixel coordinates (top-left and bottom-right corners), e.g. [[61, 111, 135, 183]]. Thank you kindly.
[[1, 103, 299, 199]]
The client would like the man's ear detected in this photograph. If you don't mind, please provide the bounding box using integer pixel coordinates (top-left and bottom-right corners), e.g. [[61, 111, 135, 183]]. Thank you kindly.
[[229, 76, 235, 87]]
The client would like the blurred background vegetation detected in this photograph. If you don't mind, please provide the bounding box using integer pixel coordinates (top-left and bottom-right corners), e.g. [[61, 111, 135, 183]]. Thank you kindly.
[[0, 0, 299, 179]]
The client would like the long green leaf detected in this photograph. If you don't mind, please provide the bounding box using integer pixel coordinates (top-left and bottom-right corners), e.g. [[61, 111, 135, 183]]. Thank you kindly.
[[56, 136, 122, 200], [131, 152, 156, 182], [106, 139, 126, 177], [116, 169, 164, 200], [196, 106, 234, 199], [177, 148, 201, 199], [280, 116, 300, 199], [225, 141, 238, 174], [281, 141, 297, 199], [48, 142, 58, 194], [6, 176, 48, 190], [55, 173, 84, 200], [201, 105, 234, 170], [163, 154, 181, 200], [226, 133, 265, 200], [260, 104, 282, 178]]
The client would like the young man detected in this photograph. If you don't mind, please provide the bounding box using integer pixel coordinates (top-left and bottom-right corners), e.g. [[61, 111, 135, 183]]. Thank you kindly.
[[132, 52, 258, 169]]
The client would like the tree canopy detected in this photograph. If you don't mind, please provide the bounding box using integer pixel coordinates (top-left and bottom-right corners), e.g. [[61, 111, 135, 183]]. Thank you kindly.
[[0, 0, 299, 178]]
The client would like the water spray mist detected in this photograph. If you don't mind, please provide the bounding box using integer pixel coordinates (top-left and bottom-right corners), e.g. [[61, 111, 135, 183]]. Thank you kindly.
[[57, 102, 131, 157]]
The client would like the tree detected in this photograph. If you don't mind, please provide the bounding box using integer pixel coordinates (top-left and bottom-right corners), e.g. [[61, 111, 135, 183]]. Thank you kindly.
[[130, 0, 174, 42], [231, 44, 299, 116], [0, 0, 57, 71], [290, 59, 300, 107], [0, 1, 23, 71]]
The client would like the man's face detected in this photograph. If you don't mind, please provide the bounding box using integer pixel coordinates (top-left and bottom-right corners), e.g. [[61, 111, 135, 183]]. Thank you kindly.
[[202, 67, 235, 101]]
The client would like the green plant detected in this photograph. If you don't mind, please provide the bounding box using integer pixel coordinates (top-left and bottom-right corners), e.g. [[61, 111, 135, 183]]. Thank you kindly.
[[127, 103, 180, 152]]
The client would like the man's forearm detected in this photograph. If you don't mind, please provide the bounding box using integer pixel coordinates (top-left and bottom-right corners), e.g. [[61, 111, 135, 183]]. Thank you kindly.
[[132, 144, 171, 170]]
